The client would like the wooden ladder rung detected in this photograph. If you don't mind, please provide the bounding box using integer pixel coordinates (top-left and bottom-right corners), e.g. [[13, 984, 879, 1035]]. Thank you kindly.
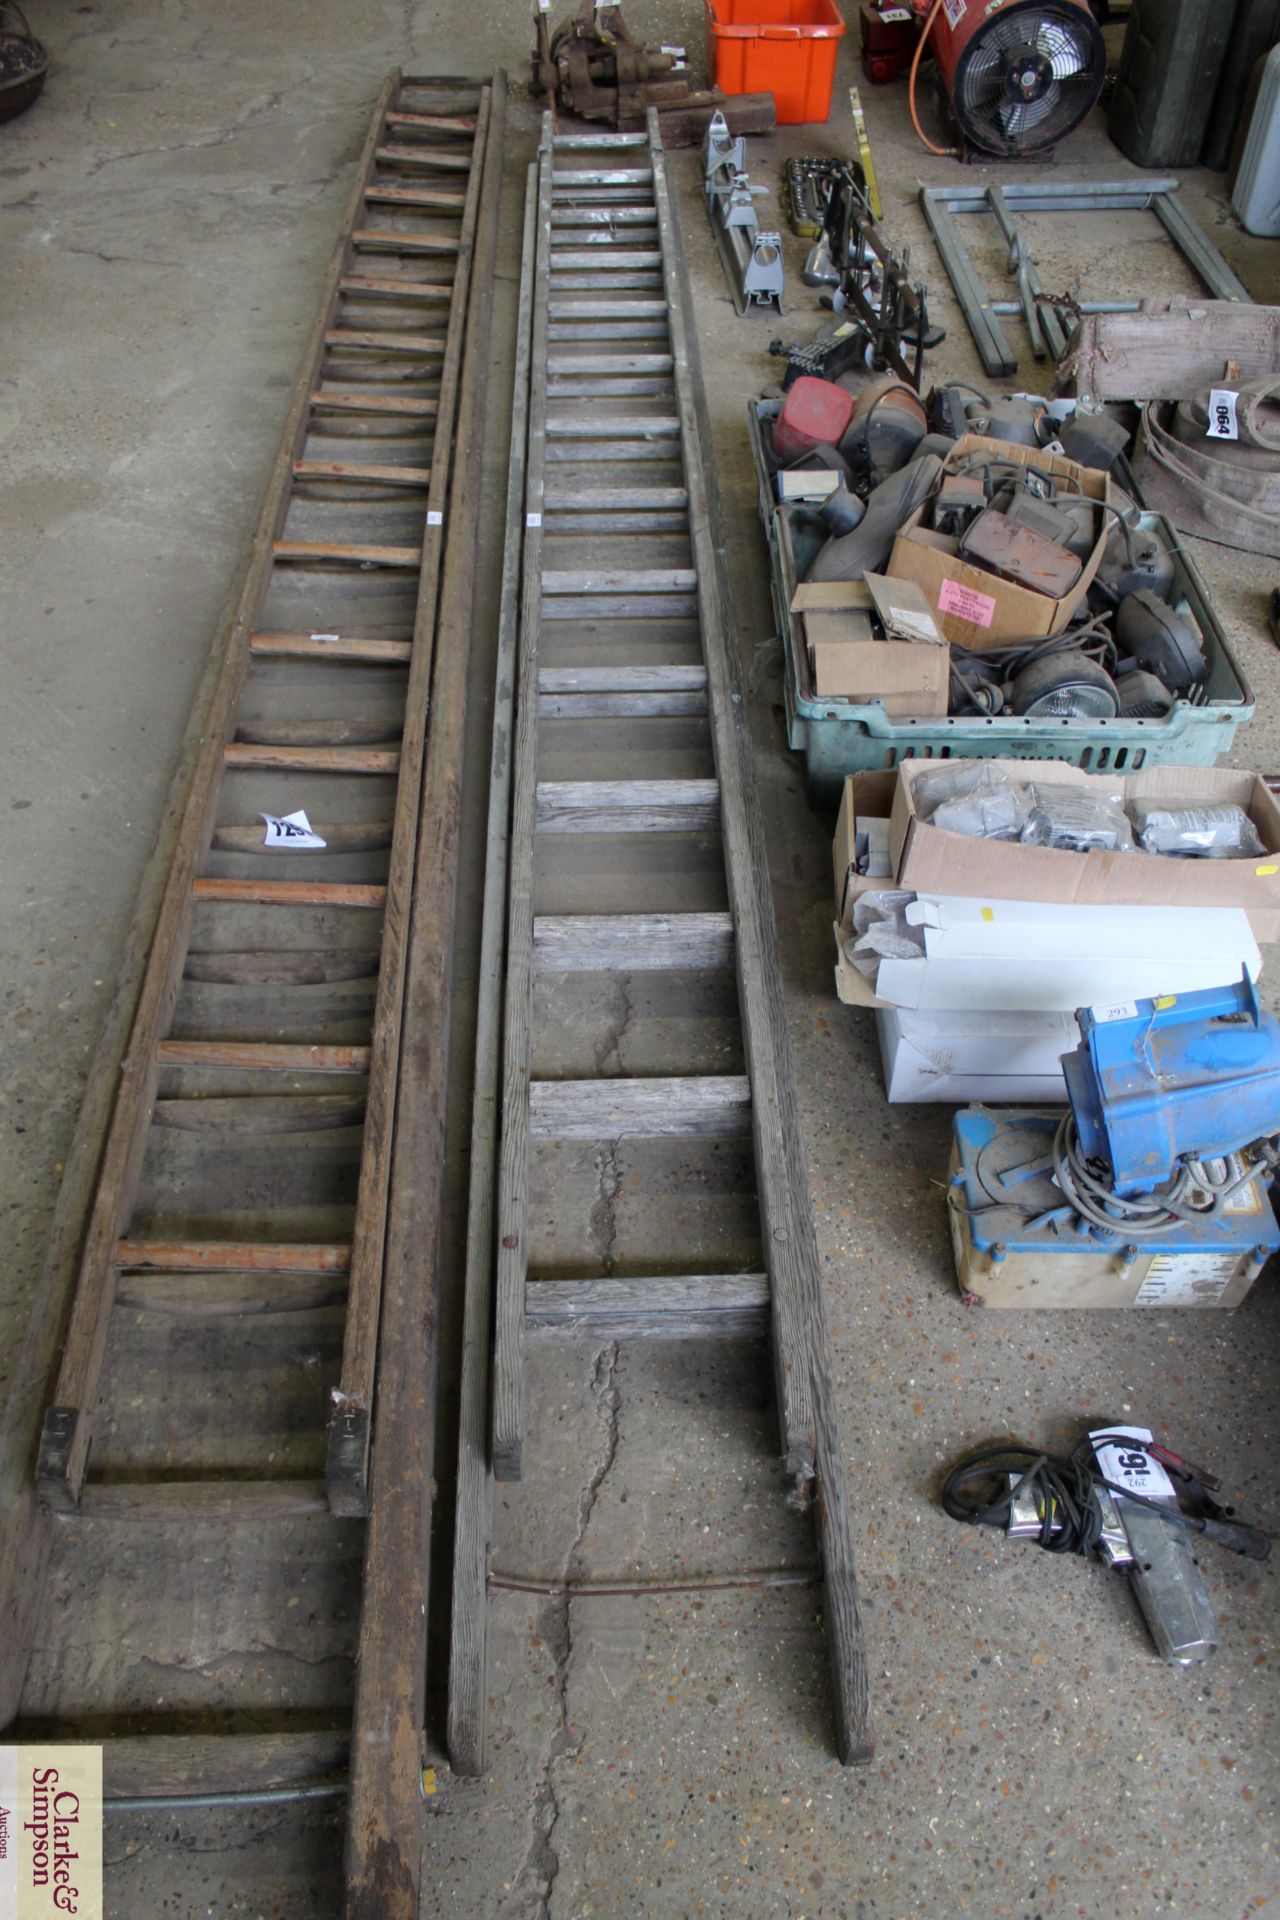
[[526, 1272, 769, 1340], [385, 110, 477, 133], [535, 779, 720, 833], [324, 328, 446, 357], [539, 666, 706, 692], [528, 1075, 752, 1139], [352, 228, 462, 254], [250, 632, 413, 663], [551, 168, 654, 187], [117, 1238, 352, 1272], [339, 274, 453, 301], [154, 1040, 372, 1073], [545, 413, 678, 438], [547, 298, 668, 317], [152, 1094, 367, 1132], [272, 539, 422, 569], [540, 568, 696, 595], [292, 459, 431, 487], [551, 249, 662, 270], [375, 142, 473, 170], [100, 1730, 351, 1802], [532, 911, 734, 972], [364, 185, 467, 211], [76, 1480, 332, 1520], [192, 880, 387, 909], [223, 744, 400, 774], [309, 389, 438, 416], [183, 950, 380, 986], [117, 1269, 350, 1315], [546, 354, 673, 375], [553, 131, 648, 148], [550, 207, 658, 227], [543, 485, 688, 510]]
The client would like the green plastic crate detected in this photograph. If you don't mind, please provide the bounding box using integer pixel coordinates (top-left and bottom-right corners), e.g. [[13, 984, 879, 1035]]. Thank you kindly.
[[748, 402, 1255, 808]]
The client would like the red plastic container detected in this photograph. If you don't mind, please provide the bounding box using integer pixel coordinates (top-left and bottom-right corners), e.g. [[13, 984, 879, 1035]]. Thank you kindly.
[[705, 0, 847, 125], [772, 376, 855, 463], [859, 2, 917, 84]]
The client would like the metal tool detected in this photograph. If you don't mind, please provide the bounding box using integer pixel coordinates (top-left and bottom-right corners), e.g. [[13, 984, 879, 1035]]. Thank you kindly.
[[944, 1426, 1270, 1668], [702, 110, 785, 315], [921, 178, 1252, 378], [531, 0, 774, 137], [950, 976, 1280, 1308]]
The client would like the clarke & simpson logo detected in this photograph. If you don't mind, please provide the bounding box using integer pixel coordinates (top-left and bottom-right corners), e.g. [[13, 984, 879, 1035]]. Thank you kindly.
[[0, 1747, 102, 1920]]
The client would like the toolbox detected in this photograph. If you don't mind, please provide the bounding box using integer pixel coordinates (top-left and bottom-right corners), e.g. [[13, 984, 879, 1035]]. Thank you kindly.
[[706, 0, 846, 124], [747, 401, 1255, 805]]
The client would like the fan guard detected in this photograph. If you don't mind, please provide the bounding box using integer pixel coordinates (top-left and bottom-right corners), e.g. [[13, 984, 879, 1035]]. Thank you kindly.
[[950, 2, 1105, 156]]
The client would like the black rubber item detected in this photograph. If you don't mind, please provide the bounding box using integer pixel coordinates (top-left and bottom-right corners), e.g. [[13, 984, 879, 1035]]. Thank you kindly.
[[1008, 649, 1119, 718], [808, 451, 944, 584], [1058, 410, 1132, 474], [1115, 588, 1207, 694], [964, 395, 1045, 447], [1115, 669, 1176, 719], [1091, 527, 1176, 604], [818, 482, 866, 537]]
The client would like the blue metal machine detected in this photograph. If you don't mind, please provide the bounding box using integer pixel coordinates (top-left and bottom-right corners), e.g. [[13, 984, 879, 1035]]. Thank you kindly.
[[949, 977, 1280, 1309]]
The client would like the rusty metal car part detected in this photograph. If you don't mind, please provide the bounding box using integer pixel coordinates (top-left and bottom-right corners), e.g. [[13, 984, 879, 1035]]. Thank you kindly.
[[531, 0, 774, 137]]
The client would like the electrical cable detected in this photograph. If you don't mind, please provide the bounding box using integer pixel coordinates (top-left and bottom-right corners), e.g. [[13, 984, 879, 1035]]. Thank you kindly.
[[908, 0, 958, 159]]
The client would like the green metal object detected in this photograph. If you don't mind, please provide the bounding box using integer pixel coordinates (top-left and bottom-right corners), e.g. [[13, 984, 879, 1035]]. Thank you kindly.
[[1206, 0, 1280, 172]]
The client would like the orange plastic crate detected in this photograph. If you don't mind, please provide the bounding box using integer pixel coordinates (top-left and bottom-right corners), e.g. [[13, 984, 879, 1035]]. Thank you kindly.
[[705, 0, 846, 124]]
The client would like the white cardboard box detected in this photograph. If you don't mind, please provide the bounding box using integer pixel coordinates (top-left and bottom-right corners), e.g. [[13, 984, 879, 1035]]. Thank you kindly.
[[876, 1005, 1076, 1104], [836, 894, 1262, 1013]]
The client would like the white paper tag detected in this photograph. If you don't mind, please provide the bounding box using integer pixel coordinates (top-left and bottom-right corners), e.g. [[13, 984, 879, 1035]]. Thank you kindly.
[[427, 509, 444, 525], [1133, 1252, 1239, 1305], [1206, 388, 1239, 440], [309, 632, 341, 643], [887, 606, 942, 644], [526, 511, 543, 527], [1090, 1000, 1138, 1025], [262, 808, 327, 850], [1090, 1426, 1176, 1501], [660, 42, 686, 55], [879, 6, 912, 19]]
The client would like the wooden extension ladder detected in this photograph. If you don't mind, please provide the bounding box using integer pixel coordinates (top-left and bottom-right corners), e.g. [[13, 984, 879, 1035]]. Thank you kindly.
[[447, 112, 872, 1778]]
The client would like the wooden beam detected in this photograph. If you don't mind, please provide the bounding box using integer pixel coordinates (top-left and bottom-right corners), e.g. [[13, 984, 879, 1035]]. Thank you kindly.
[[528, 1074, 752, 1139], [526, 1272, 769, 1340]]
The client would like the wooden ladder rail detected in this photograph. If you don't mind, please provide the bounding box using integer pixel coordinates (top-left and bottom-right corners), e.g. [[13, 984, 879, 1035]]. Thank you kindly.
[[341, 68, 506, 1920], [648, 109, 872, 1765]]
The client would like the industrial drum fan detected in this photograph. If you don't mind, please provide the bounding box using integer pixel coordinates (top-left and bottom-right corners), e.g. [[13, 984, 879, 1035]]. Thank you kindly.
[[927, 0, 1107, 159]]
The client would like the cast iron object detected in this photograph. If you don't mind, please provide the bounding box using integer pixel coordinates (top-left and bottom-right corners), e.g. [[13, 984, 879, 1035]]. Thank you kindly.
[[809, 161, 938, 391], [0, 2, 47, 123], [531, 0, 773, 136]]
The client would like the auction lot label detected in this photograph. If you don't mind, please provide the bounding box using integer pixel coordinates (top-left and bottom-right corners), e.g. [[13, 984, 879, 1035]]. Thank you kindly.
[[0, 1747, 102, 1919]]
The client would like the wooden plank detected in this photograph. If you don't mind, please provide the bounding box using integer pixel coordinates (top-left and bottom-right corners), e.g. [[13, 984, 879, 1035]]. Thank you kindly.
[[309, 389, 438, 416], [250, 632, 413, 663], [540, 567, 695, 594], [77, 1480, 330, 1520], [540, 593, 699, 620], [233, 719, 401, 748], [535, 778, 720, 833], [385, 110, 478, 132], [117, 1239, 352, 1272], [117, 1270, 349, 1314], [344, 71, 506, 1920], [532, 911, 733, 972], [101, 1731, 350, 1800], [528, 1074, 751, 1139], [651, 111, 871, 1762], [191, 880, 387, 908], [543, 485, 687, 509], [339, 274, 454, 302], [546, 354, 672, 374], [352, 226, 462, 254], [271, 539, 422, 568], [546, 272, 665, 291], [538, 666, 705, 692], [446, 160, 538, 1782], [183, 949, 380, 986], [550, 206, 657, 226], [364, 185, 467, 211], [551, 168, 653, 186], [538, 689, 705, 718], [223, 744, 400, 773], [325, 328, 446, 356], [547, 297, 667, 316], [30, 74, 403, 1516], [154, 1041, 371, 1073], [545, 412, 678, 437], [491, 134, 555, 1490], [152, 1093, 367, 1132], [525, 1272, 769, 1339], [291, 460, 433, 488], [375, 141, 474, 170]]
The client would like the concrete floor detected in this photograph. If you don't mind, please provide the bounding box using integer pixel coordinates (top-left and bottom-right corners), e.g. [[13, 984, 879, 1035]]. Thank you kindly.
[[3, 4, 1279, 1916]]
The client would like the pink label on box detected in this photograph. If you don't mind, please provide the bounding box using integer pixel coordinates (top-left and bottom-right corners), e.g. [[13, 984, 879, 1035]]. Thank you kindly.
[[938, 578, 997, 628]]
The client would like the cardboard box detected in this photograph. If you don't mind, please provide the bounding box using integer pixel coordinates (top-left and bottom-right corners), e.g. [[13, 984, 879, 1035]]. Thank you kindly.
[[793, 573, 949, 713], [835, 895, 1261, 1013], [887, 434, 1110, 649], [876, 1005, 1075, 1104], [833, 769, 900, 932], [890, 758, 1280, 942]]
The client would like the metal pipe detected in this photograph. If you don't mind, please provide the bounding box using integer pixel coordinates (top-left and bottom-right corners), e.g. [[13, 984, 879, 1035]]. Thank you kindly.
[[106, 1782, 347, 1814]]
